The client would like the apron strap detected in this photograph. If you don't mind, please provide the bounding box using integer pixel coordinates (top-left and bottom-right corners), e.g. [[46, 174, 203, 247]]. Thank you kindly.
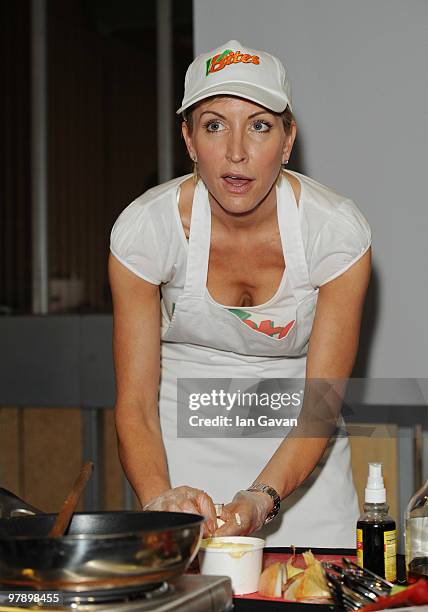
[[277, 176, 313, 303], [183, 180, 211, 298]]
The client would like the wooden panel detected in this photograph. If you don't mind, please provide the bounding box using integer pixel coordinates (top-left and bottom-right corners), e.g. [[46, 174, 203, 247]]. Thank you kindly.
[[22, 408, 82, 512], [1, 0, 193, 315], [348, 423, 398, 520], [0, 407, 21, 495], [103, 408, 124, 510], [46, 1, 194, 314], [47, 3, 158, 313]]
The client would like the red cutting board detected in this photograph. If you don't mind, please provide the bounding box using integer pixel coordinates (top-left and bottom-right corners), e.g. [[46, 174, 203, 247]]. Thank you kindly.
[[235, 551, 357, 603]]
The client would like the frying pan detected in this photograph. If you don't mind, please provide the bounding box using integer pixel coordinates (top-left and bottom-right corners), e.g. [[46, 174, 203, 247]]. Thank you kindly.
[[0, 488, 203, 592]]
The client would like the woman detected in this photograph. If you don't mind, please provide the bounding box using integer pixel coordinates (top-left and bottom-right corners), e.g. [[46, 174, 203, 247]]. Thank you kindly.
[[108, 40, 371, 547]]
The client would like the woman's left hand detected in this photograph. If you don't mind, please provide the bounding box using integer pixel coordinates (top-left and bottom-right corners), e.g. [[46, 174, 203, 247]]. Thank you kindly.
[[214, 490, 273, 536]]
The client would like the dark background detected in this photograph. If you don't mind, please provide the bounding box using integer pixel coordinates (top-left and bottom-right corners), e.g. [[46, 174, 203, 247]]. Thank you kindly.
[[1, 0, 193, 315]]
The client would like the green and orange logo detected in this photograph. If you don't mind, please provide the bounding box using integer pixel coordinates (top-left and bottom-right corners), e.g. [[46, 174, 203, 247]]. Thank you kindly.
[[205, 48, 260, 76]]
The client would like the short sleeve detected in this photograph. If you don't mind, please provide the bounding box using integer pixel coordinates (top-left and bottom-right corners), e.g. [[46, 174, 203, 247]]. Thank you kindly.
[[309, 199, 371, 287], [110, 200, 163, 285]]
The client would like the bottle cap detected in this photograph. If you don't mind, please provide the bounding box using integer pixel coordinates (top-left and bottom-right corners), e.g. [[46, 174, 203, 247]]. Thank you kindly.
[[365, 462, 386, 503]]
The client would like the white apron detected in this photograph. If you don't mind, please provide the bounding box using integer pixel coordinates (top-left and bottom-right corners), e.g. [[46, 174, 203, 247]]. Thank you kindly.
[[158, 178, 359, 547]]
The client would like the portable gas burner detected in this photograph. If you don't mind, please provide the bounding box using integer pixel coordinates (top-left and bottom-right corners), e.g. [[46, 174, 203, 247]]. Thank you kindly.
[[0, 574, 233, 611]]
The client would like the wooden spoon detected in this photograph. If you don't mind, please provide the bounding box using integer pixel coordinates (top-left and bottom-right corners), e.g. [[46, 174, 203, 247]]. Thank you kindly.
[[48, 461, 94, 537]]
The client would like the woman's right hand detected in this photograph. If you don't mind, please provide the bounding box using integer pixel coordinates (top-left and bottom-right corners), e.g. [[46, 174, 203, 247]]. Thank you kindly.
[[143, 486, 217, 536]]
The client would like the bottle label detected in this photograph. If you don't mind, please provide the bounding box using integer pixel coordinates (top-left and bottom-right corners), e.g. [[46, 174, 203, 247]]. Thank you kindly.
[[357, 528, 363, 567], [384, 529, 397, 582]]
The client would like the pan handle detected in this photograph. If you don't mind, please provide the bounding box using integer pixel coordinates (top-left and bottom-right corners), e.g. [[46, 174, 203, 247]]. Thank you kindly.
[[0, 487, 43, 518]]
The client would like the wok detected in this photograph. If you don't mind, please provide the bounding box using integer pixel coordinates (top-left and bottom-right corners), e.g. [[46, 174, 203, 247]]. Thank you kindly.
[[0, 488, 203, 592]]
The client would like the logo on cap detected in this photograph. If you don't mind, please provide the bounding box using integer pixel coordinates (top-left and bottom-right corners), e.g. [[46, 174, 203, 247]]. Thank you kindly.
[[205, 48, 260, 76]]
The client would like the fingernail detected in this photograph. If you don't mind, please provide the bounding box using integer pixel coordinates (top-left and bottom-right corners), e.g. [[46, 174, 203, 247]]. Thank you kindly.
[[214, 503, 224, 515]]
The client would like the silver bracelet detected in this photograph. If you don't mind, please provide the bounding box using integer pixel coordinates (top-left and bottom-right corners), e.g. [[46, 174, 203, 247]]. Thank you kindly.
[[246, 483, 281, 524]]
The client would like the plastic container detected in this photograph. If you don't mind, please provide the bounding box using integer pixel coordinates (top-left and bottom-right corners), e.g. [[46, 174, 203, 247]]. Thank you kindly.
[[198, 536, 265, 594], [405, 475, 428, 582]]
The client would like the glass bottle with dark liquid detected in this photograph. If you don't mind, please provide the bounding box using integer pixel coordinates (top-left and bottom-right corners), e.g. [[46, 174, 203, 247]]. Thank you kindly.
[[357, 463, 397, 582], [405, 475, 428, 583]]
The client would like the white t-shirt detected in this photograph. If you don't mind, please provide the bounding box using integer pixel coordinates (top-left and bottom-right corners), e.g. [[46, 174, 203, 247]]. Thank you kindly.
[[110, 171, 371, 336]]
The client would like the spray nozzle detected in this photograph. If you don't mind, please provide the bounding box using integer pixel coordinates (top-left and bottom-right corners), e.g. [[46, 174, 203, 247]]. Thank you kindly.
[[365, 462, 386, 503]]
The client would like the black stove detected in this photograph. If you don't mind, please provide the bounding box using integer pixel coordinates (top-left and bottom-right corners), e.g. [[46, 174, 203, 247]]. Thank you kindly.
[[0, 574, 233, 611]]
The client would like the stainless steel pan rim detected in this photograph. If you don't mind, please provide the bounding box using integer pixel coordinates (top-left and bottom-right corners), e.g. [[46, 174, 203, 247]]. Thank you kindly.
[[0, 511, 205, 540], [0, 518, 205, 541]]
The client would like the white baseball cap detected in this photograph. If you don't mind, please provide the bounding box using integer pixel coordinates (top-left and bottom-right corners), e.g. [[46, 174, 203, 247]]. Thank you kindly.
[[176, 40, 293, 115]]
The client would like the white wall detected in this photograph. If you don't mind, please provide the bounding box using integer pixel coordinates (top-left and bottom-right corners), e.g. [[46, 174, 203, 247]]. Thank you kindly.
[[194, 0, 428, 378]]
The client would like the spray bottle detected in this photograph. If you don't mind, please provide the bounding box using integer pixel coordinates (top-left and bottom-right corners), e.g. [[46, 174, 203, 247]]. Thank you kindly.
[[356, 462, 397, 582]]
